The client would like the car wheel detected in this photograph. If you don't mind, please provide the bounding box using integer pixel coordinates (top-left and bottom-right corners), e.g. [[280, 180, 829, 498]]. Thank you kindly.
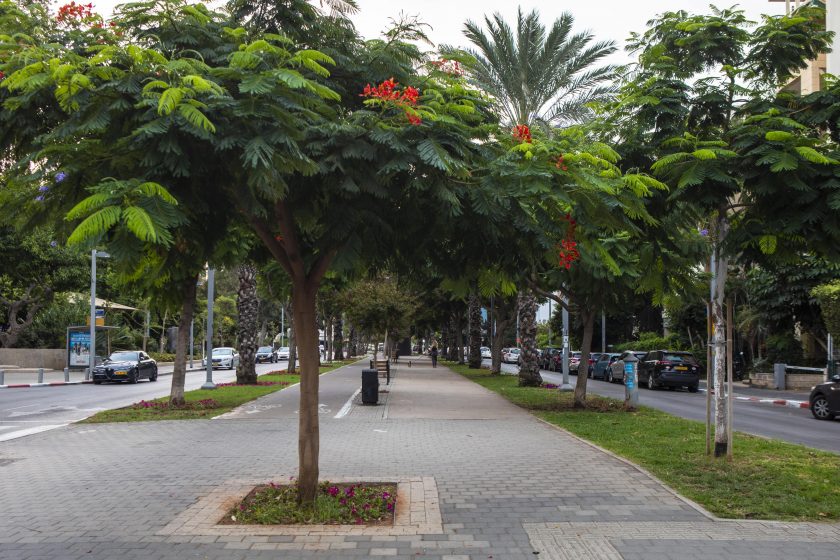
[[647, 373, 656, 390], [688, 384, 698, 393], [128, 370, 138, 384], [150, 368, 158, 382], [93, 380, 102, 385], [607, 370, 614, 383], [587, 368, 592, 379], [811, 395, 834, 420]]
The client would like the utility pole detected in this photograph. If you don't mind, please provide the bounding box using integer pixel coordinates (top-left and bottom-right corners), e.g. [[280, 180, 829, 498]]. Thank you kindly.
[[89, 250, 109, 380], [547, 299, 552, 346], [202, 267, 216, 390], [601, 309, 606, 353], [281, 304, 286, 347]]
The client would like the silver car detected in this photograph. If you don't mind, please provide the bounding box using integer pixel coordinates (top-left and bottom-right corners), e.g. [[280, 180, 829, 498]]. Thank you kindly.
[[202, 347, 240, 370], [276, 347, 290, 360], [609, 351, 648, 383]]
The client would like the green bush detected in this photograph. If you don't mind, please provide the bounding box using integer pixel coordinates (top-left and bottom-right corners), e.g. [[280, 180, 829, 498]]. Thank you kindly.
[[812, 281, 840, 341], [613, 331, 684, 353], [763, 333, 803, 366], [149, 352, 177, 362]]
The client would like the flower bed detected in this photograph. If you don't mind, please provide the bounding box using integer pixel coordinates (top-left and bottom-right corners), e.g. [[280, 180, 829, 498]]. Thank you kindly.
[[215, 381, 290, 387], [224, 480, 397, 526]]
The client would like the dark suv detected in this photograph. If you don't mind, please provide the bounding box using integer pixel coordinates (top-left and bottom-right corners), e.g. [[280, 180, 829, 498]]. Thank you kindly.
[[638, 350, 700, 392], [809, 374, 840, 420]]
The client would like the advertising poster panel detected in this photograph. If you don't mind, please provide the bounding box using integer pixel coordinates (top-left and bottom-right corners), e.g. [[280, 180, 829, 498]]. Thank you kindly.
[[68, 331, 91, 367]]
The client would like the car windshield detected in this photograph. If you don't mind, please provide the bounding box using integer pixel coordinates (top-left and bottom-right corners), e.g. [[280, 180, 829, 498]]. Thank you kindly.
[[108, 351, 138, 362], [257, 347, 272, 353], [663, 353, 697, 363], [279, 347, 289, 352], [213, 349, 233, 356], [510, 348, 520, 354]]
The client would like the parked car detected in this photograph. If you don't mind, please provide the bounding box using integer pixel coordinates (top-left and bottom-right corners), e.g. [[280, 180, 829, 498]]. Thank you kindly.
[[591, 353, 621, 380], [608, 351, 648, 383], [637, 350, 700, 392], [585, 353, 604, 377], [276, 346, 290, 360], [203, 347, 240, 370], [255, 346, 276, 363], [503, 348, 520, 364], [568, 351, 582, 373], [809, 374, 840, 420], [539, 347, 561, 370], [480, 346, 491, 359], [92, 350, 158, 384]]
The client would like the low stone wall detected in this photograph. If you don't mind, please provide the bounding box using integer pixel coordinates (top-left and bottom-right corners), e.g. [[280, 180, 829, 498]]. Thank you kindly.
[[749, 371, 825, 390], [786, 372, 825, 391], [0, 348, 66, 370]]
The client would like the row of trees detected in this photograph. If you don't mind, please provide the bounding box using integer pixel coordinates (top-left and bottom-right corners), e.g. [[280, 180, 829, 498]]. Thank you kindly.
[[2, 0, 838, 502]]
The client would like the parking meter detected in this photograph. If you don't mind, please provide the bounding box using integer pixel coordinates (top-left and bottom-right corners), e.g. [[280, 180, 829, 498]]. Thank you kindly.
[[623, 353, 639, 410]]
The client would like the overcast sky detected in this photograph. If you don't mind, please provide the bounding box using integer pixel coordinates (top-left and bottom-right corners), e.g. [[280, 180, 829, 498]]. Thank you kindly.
[[90, 1, 787, 65]]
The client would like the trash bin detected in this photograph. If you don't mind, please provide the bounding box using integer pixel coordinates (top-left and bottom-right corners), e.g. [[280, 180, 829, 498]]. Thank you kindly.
[[362, 368, 379, 405]]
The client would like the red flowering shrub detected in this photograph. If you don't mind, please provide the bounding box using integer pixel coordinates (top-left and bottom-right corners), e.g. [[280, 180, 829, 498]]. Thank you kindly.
[[556, 213, 580, 269], [512, 124, 532, 143], [429, 59, 465, 76], [361, 78, 422, 125], [56, 2, 94, 23], [554, 153, 568, 171]]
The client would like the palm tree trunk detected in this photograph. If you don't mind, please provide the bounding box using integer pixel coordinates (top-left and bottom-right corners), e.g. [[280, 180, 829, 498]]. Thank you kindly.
[[456, 313, 465, 365], [170, 275, 198, 406], [447, 313, 458, 361], [517, 292, 542, 386], [236, 263, 259, 384], [468, 292, 482, 368]]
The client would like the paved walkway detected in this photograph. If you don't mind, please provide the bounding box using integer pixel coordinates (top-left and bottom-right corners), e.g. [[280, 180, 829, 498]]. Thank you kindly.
[[0, 357, 837, 559]]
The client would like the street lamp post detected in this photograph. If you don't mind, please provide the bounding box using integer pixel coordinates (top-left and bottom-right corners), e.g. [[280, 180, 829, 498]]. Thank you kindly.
[[88, 250, 109, 380], [202, 267, 216, 390]]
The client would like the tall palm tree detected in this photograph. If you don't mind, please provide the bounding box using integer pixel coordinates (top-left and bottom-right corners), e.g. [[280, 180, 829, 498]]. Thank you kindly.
[[462, 7, 616, 127], [461, 7, 616, 386]]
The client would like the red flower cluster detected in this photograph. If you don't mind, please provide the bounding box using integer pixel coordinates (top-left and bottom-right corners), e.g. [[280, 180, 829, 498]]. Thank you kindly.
[[555, 153, 568, 171], [361, 78, 422, 125], [361, 78, 419, 106], [557, 213, 580, 269], [56, 2, 94, 23], [512, 124, 532, 143], [0, 71, 4, 80], [430, 59, 465, 76]]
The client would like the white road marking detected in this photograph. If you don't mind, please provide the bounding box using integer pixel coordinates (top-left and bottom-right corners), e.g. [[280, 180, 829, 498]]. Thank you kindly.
[[0, 424, 67, 443], [334, 388, 361, 419], [373, 429, 387, 433]]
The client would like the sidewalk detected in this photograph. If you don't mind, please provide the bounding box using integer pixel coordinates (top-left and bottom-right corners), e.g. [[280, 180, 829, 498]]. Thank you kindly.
[[0, 356, 837, 559]]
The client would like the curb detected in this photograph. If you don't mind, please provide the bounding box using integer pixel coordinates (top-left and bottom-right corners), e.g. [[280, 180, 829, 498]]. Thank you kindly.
[[700, 389, 810, 409]]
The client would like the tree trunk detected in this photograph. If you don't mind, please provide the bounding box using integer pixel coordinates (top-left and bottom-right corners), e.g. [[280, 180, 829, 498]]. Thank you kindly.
[[441, 324, 449, 360], [348, 324, 357, 357], [490, 297, 513, 375], [292, 281, 321, 505], [573, 309, 597, 408], [468, 292, 482, 368], [517, 292, 542, 386], [170, 276, 198, 406], [333, 315, 343, 361], [236, 263, 259, 384], [0, 286, 53, 348], [456, 313, 465, 365], [447, 313, 458, 361], [711, 213, 730, 457]]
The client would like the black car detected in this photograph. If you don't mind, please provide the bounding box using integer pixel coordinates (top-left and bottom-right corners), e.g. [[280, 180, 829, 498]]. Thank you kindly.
[[810, 374, 840, 420], [92, 351, 158, 384], [255, 346, 276, 364], [638, 350, 700, 392]]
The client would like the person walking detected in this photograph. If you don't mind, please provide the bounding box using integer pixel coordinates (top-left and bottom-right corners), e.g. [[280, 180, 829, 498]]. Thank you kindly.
[[430, 345, 438, 368]]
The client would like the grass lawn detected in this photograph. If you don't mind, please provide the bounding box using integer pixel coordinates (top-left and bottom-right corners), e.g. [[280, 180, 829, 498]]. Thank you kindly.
[[446, 362, 840, 522], [82, 360, 356, 423]]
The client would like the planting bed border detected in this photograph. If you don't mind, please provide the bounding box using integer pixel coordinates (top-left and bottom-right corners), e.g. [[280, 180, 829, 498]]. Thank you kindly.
[[158, 476, 443, 537]]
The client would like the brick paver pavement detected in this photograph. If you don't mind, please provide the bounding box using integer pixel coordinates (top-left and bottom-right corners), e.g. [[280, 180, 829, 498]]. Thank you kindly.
[[0, 357, 837, 559]]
